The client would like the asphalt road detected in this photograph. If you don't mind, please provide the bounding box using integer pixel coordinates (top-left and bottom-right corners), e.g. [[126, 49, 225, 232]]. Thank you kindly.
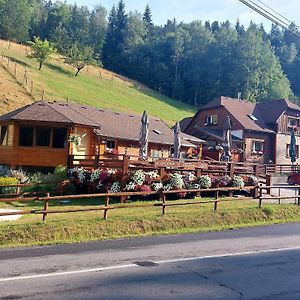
[[1, 223, 300, 299]]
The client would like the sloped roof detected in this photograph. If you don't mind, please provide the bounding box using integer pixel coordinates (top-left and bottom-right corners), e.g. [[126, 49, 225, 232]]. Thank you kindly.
[[189, 96, 297, 134], [0, 101, 200, 147], [256, 99, 300, 123], [0, 101, 96, 126], [178, 117, 193, 132]]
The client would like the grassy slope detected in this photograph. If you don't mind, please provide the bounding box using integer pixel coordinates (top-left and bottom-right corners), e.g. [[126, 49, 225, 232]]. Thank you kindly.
[[0, 40, 195, 126], [1, 198, 300, 248]]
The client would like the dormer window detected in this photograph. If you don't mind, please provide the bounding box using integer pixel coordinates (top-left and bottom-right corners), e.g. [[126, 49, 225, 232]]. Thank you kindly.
[[153, 129, 162, 134], [248, 114, 258, 122], [204, 115, 218, 126]]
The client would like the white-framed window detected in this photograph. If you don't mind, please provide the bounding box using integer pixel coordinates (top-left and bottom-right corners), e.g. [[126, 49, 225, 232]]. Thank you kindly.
[[252, 140, 264, 155], [204, 115, 218, 126]]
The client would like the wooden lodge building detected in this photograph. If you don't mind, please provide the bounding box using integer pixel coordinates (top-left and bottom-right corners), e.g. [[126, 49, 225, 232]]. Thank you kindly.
[[0, 101, 203, 169], [184, 96, 300, 164]]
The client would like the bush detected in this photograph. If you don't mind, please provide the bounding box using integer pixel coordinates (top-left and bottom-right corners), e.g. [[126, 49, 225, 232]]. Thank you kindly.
[[199, 175, 212, 189], [232, 175, 245, 188], [0, 177, 20, 194], [261, 206, 275, 216]]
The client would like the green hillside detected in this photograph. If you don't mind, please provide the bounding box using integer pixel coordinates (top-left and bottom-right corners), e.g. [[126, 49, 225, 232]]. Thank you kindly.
[[0, 40, 195, 126]]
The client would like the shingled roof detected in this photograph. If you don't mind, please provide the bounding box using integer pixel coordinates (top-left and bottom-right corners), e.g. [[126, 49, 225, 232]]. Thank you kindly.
[[0, 101, 198, 147], [187, 96, 300, 133]]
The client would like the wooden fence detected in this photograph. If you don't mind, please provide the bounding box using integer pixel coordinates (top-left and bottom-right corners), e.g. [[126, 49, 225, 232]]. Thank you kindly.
[[258, 184, 300, 207], [69, 154, 260, 178], [0, 185, 257, 221]]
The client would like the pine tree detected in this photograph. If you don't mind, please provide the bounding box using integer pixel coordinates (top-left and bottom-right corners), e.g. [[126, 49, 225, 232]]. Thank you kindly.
[[142, 4, 154, 39]]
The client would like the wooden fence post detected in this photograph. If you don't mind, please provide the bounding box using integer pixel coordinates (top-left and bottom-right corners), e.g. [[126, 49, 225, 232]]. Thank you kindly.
[[121, 155, 130, 203], [258, 184, 263, 208], [160, 191, 166, 215], [42, 88, 45, 100], [266, 174, 271, 194], [214, 190, 219, 211], [229, 163, 234, 197], [14, 63, 17, 77], [42, 193, 50, 221], [103, 196, 110, 220], [159, 167, 166, 179]]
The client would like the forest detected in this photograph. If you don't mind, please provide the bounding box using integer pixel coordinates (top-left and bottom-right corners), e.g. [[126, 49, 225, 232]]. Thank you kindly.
[[0, 0, 299, 106]]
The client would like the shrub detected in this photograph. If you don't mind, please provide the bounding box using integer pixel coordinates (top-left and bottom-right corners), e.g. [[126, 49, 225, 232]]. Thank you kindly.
[[0, 177, 20, 194], [232, 175, 245, 188], [53, 165, 67, 181], [199, 175, 212, 189], [110, 181, 121, 193], [6, 169, 28, 183], [170, 173, 184, 189], [131, 170, 146, 185], [261, 206, 275, 216]]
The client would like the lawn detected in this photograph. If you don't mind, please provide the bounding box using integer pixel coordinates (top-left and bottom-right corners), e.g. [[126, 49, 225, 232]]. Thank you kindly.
[[1, 196, 300, 248], [0, 40, 195, 126]]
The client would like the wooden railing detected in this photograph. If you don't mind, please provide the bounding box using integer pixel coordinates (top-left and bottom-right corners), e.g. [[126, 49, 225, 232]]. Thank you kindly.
[[258, 185, 300, 207], [259, 164, 300, 175], [0, 186, 258, 221], [68, 154, 260, 179]]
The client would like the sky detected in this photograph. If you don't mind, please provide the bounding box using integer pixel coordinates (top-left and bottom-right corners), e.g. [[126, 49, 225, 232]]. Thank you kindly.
[[65, 0, 300, 30]]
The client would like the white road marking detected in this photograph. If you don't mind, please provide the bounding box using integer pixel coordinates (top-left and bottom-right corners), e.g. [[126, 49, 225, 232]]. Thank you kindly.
[[1, 245, 300, 282]]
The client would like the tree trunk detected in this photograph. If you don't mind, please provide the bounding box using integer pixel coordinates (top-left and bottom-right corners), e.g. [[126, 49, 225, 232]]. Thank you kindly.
[[39, 60, 43, 70], [75, 67, 84, 76]]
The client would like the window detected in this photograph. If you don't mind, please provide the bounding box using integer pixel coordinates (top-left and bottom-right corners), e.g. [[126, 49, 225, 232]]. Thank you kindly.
[[204, 115, 218, 126], [36, 127, 51, 147], [153, 129, 162, 134], [0, 125, 7, 146], [286, 144, 299, 158], [288, 118, 299, 127], [248, 114, 258, 121], [252, 141, 264, 155], [106, 140, 116, 149], [19, 127, 34, 146], [52, 128, 67, 148], [0, 125, 13, 146]]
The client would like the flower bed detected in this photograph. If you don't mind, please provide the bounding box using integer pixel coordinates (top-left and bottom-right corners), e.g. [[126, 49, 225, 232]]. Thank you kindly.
[[68, 168, 257, 197]]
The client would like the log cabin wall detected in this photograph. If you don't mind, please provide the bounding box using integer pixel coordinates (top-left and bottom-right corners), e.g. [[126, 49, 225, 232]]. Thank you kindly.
[[0, 121, 70, 168]]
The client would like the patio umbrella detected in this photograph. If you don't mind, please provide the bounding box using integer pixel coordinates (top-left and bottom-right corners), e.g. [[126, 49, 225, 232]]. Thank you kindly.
[[221, 116, 232, 161], [289, 127, 297, 164], [139, 110, 149, 160], [173, 122, 181, 159]]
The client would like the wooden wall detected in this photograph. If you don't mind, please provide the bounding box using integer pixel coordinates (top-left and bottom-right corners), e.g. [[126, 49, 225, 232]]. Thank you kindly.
[[189, 107, 243, 132], [0, 122, 70, 168]]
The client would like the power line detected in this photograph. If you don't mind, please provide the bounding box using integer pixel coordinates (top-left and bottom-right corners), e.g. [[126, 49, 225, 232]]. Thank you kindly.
[[238, 0, 300, 38], [255, 0, 293, 25]]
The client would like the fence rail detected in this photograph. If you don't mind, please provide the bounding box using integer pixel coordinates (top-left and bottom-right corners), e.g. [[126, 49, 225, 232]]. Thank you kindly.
[[0, 185, 257, 221], [258, 184, 300, 207]]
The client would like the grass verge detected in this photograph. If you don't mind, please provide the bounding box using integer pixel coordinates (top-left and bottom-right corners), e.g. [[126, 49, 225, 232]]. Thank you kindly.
[[1, 199, 300, 248]]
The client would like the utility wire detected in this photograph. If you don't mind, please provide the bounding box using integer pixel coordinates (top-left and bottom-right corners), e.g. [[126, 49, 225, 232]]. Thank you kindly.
[[248, 0, 290, 28], [238, 0, 300, 38], [255, 0, 293, 25]]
